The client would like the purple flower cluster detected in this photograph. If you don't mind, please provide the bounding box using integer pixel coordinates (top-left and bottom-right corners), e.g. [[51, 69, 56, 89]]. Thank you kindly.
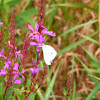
[[28, 22, 56, 52], [0, 0, 56, 98], [0, 47, 41, 84], [0, 22, 56, 85], [0, 49, 24, 84]]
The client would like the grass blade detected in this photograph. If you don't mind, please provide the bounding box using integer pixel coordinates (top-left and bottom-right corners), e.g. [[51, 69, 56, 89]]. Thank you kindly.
[[44, 61, 62, 100], [82, 46, 100, 68], [51, 3, 94, 10], [47, 8, 57, 30], [76, 57, 98, 84], [58, 31, 98, 54], [86, 83, 100, 100], [36, 85, 44, 100], [80, 34, 99, 45], [59, 20, 98, 37], [72, 80, 76, 100]]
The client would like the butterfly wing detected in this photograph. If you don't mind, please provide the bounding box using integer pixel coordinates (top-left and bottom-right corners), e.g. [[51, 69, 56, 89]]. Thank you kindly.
[[42, 45, 57, 65]]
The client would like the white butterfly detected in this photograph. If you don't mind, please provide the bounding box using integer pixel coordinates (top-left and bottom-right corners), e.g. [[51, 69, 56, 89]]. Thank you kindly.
[[42, 44, 57, 65]]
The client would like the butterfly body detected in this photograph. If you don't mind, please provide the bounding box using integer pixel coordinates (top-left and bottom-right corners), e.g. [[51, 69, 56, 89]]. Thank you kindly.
[[42, 44, 57, 65]]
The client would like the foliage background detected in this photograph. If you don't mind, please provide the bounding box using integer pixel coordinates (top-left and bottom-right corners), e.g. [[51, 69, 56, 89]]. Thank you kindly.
[[0, 0, 100, 100]]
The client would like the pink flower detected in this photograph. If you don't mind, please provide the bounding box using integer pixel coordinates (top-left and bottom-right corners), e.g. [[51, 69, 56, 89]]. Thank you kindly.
[[14, 80, 21, 84], [14, 47, 22, 57], [0, 69, 7, 76], [13, 63, 19, 71], [0, 49, 7, 59], [30, 42, 42, 52], [28, 23, 44, 42], [13, 67, 25, 84], [0, 22, 3, 25], [4, 59, 11, 70], [0, 59, 11, 75], [28, 22, 56, 52], [29, 34, 44, 52], [30, 68, 40, 75], [0, 58, 25, 84], [28, 22, 40, 40], [41, 26, 56, 37], [0, 49, 4, 57], [15, 50, 22, 57], [13, 63, 25, 81]]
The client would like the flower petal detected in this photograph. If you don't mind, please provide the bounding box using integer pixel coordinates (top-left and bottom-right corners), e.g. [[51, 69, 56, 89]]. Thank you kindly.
[[39, 35, 44, 43], [13, 63, 19, 71], [0, 49, 4, 57], [21, 68, 25, 74], [13, 74, 19, 80], [4, 62, 9, 70], [35, 68, 40, 73], [30, 42, 38, 45], [36, 46, 41, 52], [46, 31, 56, 36], [0, 22, 3, 25], [0, 69, 7, 76], [41, 28, 56, 36], [41, 25, 47, 29], [4, 59, 11, 70], [15, 50, 22, 57], [35, 22, 39, 32], [21, 74, 25, 80], [30, 68, 40, 75], [14, 79, 21, 84], [29, 33, 34, 37], [28, 24, 34, 31]]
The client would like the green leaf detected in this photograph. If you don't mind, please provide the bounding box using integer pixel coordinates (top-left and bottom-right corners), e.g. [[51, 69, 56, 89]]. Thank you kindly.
[[15, 92, 24, 100], [44, 61, 62, 100], [86, 83, 100, 100], [0, 76, 5, 82], [16, 8, 38, 18], [0, 83, 4, 96], [3, 0, 12, 4], [47, 8, 57, 30], [26, 78, 31, 91], [11, 88, 26, 93], [15, 8, 38, 27], [51, 3, 94, 10], [0, 95, 3, 100], [27, 93, 36, 100], [21, 0, 31, 12], [5, 90, 13, 100], [19, 65, 23, 72], [63, 89, 67, 96], [10, 0, 21, 7]]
